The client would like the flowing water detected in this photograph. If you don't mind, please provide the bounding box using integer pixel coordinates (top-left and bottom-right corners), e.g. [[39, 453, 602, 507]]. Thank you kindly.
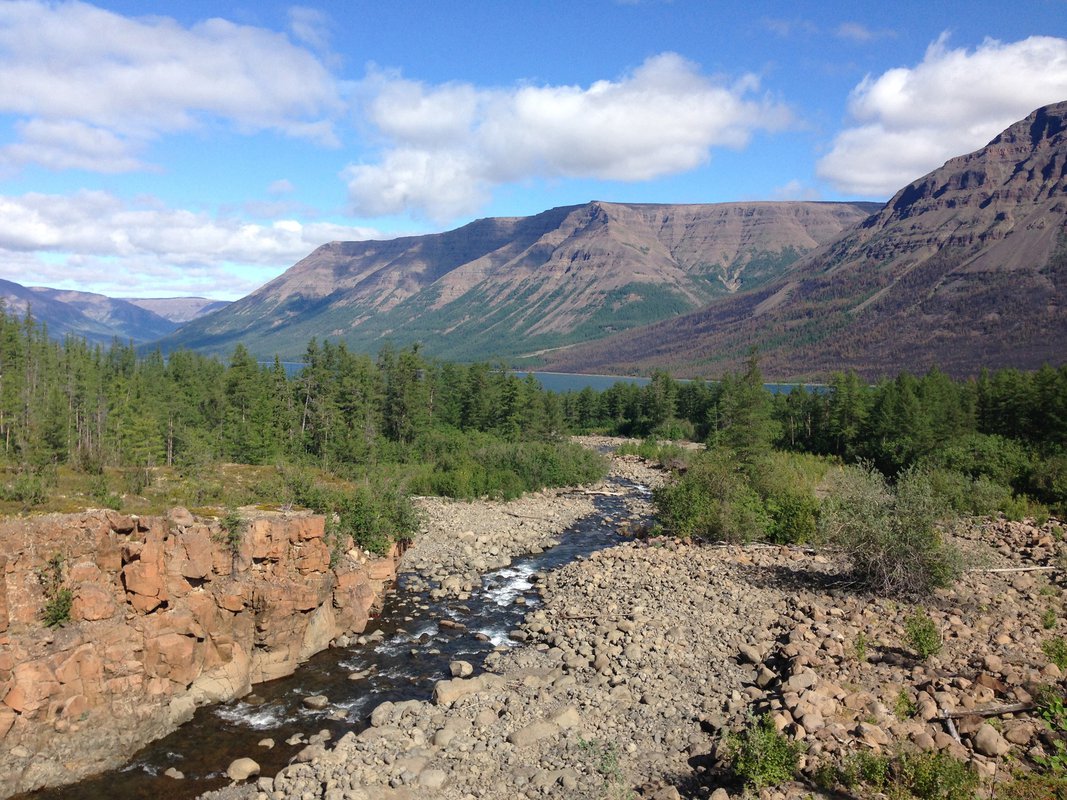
[[28, 478, 649, 800]]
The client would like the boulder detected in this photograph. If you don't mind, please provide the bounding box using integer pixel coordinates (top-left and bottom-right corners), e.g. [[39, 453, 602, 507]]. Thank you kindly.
[[226, 757, 260, 781], [972, 724, 1011, 757]]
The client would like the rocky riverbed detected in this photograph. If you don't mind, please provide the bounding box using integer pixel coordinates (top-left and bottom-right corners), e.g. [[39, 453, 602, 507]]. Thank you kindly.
[[202, 445, 1066, 800]]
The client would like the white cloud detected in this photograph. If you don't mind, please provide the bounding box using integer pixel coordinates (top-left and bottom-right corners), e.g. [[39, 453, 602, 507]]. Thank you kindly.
[[771, 179, 821, 201], [0, 191, 383, 299], [817, 34, 1067, 196], [835, 22, 894, 43], [344, 53, 792, 221], [0, 0, 344, 172]]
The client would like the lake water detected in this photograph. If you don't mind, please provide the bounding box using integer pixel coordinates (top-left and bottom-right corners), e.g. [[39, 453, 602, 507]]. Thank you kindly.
[[270, 363, 808, 394]]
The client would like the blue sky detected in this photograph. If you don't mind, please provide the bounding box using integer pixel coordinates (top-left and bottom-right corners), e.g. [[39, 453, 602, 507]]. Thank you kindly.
[[0, 1, 1065, 300]]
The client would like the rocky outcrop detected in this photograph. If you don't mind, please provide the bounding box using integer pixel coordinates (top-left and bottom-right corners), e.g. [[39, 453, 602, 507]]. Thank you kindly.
[[0, 507, 398, 796]]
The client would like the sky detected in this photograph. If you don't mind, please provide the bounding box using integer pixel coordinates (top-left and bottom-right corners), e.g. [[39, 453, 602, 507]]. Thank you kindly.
[[0, 1, 1065, 301]]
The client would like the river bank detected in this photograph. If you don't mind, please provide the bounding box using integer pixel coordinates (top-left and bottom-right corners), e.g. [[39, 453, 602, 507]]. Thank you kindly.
[[209, 442, 1065, 800]]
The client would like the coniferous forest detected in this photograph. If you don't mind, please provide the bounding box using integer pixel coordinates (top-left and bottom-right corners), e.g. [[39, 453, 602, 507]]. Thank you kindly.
[[2, 301, 1065, 560]]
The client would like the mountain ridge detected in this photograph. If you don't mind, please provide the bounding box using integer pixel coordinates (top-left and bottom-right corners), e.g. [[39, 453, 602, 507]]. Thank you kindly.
[[543, 101, 1067, 379], [0, 282, 227, 345], [153, 200, 878, 361]]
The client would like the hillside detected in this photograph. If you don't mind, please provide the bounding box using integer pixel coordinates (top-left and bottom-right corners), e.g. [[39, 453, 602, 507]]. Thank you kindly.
[[545, 101, 1067, 379], [0, 284, 228, 346], [152, 201, 877, 361]]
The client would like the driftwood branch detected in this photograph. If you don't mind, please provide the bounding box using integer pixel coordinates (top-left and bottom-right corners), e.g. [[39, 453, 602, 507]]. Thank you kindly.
[[944, 703, 1034, 719], [940, 709, 962, 743], [965, 566, 1057, 574]]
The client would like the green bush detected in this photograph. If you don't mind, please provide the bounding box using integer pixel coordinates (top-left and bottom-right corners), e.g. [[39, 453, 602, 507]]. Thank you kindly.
[[38, 553, 72, 628], [766, 490, 819, 544], [819, 463, 962, 596], [723, 714, 803, 791], [934, 432, 1030, 488], [0, 472, 47, 506], [653, 450, 771, 542], [891, 751, 978, 800], [1043, 637, 1067, 671], [905, 609, 943, 660], [927, 468, 1012, 516]]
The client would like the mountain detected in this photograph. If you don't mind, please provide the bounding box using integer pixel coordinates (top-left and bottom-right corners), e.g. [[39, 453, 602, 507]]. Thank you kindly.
[[124, 297, 230, 324], [153, 201, 878, 361], [544, 101, 1067, 379], [0, 282, 226, 345]]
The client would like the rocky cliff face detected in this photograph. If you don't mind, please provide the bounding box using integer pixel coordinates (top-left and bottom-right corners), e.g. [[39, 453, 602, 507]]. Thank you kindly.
[[153, 201, 877, 362], [0, 507, 397, 796], [546, 101, 1067, 378]]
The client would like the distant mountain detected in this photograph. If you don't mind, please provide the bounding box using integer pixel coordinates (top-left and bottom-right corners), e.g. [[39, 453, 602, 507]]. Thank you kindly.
[[152, 201, 877, 361], [124, 297, 230, 324], [0, 282, 226, 345], [545, 101, 1067, 379]]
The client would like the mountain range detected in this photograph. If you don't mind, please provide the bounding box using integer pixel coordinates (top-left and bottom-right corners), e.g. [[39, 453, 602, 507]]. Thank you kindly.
[[0, 282, 227, 345], [151, 200, 877, 362], [6, 101, 1066, 379], [543, 100, 1067, 378]]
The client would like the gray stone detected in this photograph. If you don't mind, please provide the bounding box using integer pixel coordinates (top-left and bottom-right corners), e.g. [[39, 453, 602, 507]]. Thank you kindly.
[[226, 757, 261, 781], [973, 724, 1011, 757], [449, 660, 474, 678]]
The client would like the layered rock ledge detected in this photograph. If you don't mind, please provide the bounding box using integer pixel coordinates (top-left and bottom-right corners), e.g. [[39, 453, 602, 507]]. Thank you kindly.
[[0, 507, 398, 796]]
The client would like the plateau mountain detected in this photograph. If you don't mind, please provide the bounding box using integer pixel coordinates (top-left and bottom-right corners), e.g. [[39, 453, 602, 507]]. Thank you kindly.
[[151, 201, 878, 361], [545, 101, 1067, 379]]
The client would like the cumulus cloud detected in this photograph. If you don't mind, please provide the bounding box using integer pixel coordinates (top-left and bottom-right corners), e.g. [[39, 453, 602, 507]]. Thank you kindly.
[[0, 0, 344, 172], [817, 34, 1067, 196], [344, 53, 793, 221], [0, 191, 382, 298]]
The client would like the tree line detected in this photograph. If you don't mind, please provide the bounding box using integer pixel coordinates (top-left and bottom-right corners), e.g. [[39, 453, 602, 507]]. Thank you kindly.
[[558, 359, 1067, 514]]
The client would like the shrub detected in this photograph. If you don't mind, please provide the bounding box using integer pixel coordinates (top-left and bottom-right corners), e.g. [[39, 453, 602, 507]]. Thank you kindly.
[[819, 463, 962, 596], [905, 609, 943, 660], [0, 472, 47, 506], [1043, 637, 1067, 671], [766, 490, 819, 544], [723, 714, 803, 790], [38, 553, 72, 628], [653, 463, 770, 543], [88, 474, 122, 511], [218, 508, 245, 553], [885, 752, 976, 800]]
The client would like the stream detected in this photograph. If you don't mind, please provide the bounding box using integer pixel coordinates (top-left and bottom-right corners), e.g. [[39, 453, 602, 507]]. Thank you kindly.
[[29, 477, 649, 800]]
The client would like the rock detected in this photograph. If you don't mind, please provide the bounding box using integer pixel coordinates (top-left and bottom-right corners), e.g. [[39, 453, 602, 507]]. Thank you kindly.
[[737, 644, 762, 664], [433, 674, 503, 705], [856, 722, 889, 747], [163, 768, 184, 779], [419, 769, 448, 789], [302, 694, 329, 710], [257, 738, 275, 749], [972, 724, 1011, 757], [449, 660, 474, 678], [710, 790, 730, 800], [226, 757, 261, 781], [508, 720, 560, 746]]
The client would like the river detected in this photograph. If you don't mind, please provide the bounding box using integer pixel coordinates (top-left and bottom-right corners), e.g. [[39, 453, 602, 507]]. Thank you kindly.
[[26, 478, 650, 800]]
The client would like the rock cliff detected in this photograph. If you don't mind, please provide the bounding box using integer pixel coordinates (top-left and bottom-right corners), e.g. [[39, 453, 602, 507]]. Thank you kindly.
[[0, 507, 398, 796]]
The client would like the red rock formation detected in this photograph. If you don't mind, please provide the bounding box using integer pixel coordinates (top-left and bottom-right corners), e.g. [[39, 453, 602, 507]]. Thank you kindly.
[[0, 507, 398, 796]]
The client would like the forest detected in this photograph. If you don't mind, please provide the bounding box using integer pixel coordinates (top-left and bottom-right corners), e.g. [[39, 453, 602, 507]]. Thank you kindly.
[[2, 300, 1065, 563], [0, 306, 605, 553]]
